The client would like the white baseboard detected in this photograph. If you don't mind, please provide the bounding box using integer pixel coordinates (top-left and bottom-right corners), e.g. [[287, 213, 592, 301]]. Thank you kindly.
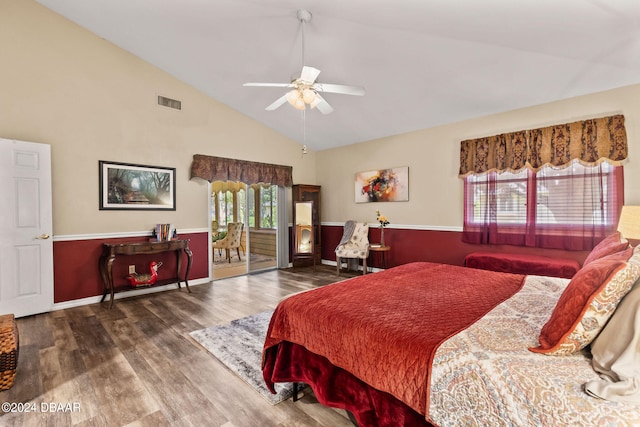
[[51, 277, 210, 312]]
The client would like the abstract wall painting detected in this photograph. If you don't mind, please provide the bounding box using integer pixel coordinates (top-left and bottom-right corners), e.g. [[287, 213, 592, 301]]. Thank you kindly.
[[355, 166, 409, 203]]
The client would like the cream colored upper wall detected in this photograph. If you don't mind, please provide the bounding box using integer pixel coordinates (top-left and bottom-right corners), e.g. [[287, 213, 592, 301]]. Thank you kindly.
[[0, 0, 316, 236], [4, 1, 639, 236], [317, 84, 640, 228]]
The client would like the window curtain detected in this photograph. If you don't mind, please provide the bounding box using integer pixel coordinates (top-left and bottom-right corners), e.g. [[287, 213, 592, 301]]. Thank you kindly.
[[463, 169, 529, 247], [190, 154, 293, 187], [463, 164, 624, 250], [460, 114, 627, 251], [531, 164, 624, 250], [458, 114, 627, 176]]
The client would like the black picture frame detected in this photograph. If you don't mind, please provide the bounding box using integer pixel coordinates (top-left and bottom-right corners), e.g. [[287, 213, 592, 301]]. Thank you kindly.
[[99, 161, 176, 210]]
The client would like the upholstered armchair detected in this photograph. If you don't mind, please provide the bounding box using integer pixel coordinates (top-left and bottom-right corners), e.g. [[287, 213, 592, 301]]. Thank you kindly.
[[335, 221, 370, 276], [213, 222, 244, 263]]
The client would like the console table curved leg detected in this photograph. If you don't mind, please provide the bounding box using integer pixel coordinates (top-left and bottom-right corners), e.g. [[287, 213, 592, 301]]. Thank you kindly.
[[183, 246, 193, 293], [104, 254, 116, 309], [98, 254, 109, 302]]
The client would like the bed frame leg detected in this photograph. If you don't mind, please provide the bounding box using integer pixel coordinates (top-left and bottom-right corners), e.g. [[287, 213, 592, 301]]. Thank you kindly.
[[292, 382, 300, 401]]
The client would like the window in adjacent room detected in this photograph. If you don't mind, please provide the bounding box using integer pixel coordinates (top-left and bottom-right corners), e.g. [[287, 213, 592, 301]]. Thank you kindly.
[[212, 185, 278, 229], [463, 160, 624, 250], [259, 185, 278, 229], [215, 190, 236, 227]]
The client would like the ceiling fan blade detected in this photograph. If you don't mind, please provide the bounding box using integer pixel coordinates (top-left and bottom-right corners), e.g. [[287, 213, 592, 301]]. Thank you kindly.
[[314, 83, 365, 96], [265, 94, 288, 111], [300, 66, 321, 84], [311, 94, 334, 115], [243, 82, 294, 88]]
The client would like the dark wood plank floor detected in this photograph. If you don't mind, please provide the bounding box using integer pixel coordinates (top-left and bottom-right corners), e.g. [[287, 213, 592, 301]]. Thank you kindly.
[[2, 265, 360, 427]]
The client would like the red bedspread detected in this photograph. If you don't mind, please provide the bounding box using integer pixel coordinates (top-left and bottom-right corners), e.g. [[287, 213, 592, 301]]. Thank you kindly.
[[263, 262, 525, 421]]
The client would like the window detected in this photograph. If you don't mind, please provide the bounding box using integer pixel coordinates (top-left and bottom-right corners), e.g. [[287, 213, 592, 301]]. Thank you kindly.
[[212, 189, 245, 227], [247, 187, 256, 228], [249, 185, 277, 229], [211, 184, 278, 230], [463, 161, 624, 250], [218, 190, 234, 226], [259, 185, 278, 229], [237, 189, 246, 226]]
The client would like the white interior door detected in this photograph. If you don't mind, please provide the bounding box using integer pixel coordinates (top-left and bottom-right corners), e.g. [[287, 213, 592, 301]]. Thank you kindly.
[[0, 138, 53, 318]]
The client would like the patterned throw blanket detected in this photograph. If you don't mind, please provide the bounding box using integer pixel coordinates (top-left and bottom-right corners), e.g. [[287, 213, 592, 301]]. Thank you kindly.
[[263, 262, 525, 418], [429, 275, 640, 426]]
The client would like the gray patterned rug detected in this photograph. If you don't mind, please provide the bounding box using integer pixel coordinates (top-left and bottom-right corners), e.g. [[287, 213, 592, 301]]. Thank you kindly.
[[189, 309, 294, 405]]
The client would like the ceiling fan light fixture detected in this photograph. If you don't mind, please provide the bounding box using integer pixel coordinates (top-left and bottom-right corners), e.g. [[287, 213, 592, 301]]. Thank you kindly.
[[286, 89, 301, 106], [302, 88, 316, 104], [294, 97, 306, 110]]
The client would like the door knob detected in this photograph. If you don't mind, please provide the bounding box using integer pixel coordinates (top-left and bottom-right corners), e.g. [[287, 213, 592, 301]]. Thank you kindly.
[[36, 233, 50, 240]]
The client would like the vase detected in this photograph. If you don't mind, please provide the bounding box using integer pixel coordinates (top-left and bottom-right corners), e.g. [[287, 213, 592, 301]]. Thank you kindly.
[[380, 227, 385, 246]]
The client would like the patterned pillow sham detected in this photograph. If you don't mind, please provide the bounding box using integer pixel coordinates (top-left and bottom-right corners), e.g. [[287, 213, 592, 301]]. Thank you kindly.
[[582, 231, 629, 267], [530, 246, 640, 355]]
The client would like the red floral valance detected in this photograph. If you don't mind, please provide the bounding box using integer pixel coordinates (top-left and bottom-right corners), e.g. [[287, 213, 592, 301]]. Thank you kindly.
[[459, 114, 627, 177], [190, 154, 293, 187]]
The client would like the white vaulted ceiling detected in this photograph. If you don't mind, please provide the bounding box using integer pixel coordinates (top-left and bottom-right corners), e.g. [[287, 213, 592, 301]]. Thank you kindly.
[[36, 0, 640, 150]]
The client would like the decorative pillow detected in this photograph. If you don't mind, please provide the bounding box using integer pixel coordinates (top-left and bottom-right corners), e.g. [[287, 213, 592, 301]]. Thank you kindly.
[[530, 246, 640, 355], [583, 231, 629, 266]]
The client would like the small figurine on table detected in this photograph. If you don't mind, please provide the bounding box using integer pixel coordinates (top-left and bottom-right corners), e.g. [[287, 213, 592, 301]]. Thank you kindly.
[[126, 261, 163, 287]]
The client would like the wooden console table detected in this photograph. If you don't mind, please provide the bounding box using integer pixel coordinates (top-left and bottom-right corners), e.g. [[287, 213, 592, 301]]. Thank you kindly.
[[99, 239, 192, 309]]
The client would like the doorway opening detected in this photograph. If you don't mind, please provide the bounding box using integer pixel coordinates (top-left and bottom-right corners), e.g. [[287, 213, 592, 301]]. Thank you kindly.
[[211, 181, 278, 279]]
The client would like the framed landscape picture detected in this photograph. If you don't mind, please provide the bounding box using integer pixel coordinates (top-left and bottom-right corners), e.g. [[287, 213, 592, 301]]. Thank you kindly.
[[99, 161, 176, 210], [355, 166, 409, 203]]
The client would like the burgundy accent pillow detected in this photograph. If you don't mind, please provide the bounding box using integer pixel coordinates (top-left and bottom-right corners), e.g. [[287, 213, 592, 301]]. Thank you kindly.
[[583, 231, 629, 266], [530, 247, 634, 354]]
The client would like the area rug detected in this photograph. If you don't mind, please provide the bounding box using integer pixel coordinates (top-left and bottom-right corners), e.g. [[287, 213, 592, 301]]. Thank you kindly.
[[189, 309, 294, 405]]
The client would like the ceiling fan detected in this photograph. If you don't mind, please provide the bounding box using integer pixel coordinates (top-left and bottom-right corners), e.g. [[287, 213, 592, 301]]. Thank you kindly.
[[243, 9, 365, 115]]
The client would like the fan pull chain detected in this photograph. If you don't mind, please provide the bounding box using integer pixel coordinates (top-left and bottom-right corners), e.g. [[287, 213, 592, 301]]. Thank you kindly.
[[302, 109, 308, 156]]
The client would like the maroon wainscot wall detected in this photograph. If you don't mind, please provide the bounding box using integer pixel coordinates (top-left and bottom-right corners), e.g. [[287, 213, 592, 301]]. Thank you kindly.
[[53, 232, 209, 303], [321, 225, 589, 270]]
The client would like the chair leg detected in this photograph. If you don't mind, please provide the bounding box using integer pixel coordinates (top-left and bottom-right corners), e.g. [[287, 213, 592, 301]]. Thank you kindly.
[[236, 247, 241, 261], [363, 257, 367, 275], [336, 257, 340, 276], [226, 249, 231, 263]]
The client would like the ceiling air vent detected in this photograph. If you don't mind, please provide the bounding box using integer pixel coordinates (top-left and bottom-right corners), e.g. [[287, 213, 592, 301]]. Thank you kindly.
[[157, 95, 181, 110]]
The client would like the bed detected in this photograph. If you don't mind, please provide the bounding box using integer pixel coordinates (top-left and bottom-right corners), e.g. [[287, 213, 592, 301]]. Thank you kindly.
[[262, 232, 640, 426]]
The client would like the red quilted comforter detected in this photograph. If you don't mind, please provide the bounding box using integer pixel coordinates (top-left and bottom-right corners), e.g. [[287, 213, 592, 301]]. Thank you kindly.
[[263, 262, 525, 422]]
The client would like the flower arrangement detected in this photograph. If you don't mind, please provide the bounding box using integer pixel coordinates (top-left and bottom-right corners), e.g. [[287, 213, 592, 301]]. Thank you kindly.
[[376, 210, 390, 228], [375, 210, 389, 246]]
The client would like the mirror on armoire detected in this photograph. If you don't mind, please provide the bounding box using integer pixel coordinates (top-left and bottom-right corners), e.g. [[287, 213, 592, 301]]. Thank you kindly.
[[293, 201, 315, 268]]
